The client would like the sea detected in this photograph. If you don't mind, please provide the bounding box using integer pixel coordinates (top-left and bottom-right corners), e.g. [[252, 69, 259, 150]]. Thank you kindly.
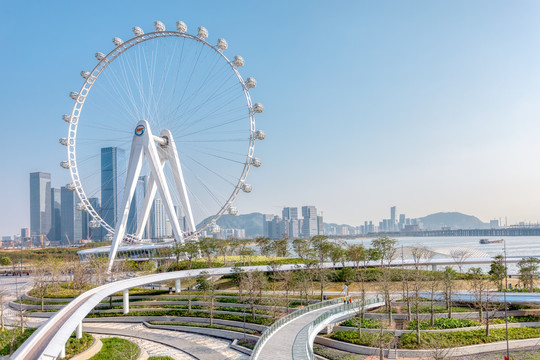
[[340, 236, 540, 274]]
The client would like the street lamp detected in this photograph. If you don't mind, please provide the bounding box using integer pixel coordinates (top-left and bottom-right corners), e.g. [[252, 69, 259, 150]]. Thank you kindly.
[[503, 239, 510, 360]]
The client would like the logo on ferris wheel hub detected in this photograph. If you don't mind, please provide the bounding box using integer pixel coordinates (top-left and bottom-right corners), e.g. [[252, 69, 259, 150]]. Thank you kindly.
[[135, 125, 145, 136]]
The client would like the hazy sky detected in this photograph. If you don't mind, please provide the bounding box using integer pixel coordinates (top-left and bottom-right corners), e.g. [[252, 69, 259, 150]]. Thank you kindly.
[[2, 0, 540, 235]]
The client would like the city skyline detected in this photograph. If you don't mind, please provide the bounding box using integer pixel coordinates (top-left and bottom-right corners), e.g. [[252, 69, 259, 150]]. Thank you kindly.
[[4, 1, 540, 234]]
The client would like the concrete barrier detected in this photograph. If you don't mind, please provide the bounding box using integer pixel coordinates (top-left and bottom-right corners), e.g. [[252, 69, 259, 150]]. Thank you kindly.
[[315, 334, 540, 357]]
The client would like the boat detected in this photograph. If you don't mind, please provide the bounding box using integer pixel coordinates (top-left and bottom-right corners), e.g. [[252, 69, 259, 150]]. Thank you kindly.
[[479, 239, 504, 244]]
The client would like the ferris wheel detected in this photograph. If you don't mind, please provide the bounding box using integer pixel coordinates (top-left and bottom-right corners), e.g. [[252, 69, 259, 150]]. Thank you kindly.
[[59, 20, 265, 268]]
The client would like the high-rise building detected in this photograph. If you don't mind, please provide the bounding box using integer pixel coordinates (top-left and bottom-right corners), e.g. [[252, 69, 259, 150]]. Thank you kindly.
[[87, 197, 103, 241], [29, 172, 52, 236], [101, 147, 126, 230], [390, 206, 396, 232], [61, 186, 82, 244], [49, 188, 61, 242], [150, 198, 168, 239], [282, 207, 298, 220], [301, 206, 318, 237]]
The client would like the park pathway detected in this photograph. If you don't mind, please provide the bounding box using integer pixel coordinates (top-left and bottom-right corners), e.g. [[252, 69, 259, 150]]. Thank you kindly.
[[256, 303, 343, 360]]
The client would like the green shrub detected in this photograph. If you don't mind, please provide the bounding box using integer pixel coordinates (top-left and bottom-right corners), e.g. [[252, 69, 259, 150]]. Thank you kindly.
[[89, 337, 139, 360], [330, 330, 393, 347], [86, 309, 273, 325], [313, 344, 363, 360], [406, 318, 480, 330], [65, 332, 94, 357], [0, 328, 36, 356], [340, 318, 381, 329], [399, 327, 540, 349]]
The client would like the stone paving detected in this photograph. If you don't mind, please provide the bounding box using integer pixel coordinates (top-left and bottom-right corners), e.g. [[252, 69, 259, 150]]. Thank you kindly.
[[84, 322, 249, 360]]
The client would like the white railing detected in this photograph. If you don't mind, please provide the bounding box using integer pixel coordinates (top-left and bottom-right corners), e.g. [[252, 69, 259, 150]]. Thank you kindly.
[[250, 297, 343, 359], [298, 296, 384, 360]]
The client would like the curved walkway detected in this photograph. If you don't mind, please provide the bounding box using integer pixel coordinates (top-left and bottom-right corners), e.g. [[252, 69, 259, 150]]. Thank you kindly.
[[255, 303, 343, 360]]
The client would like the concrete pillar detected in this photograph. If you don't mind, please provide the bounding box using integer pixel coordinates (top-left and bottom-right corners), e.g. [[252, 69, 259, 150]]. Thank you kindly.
[[59, 345, 66, 359], [76, 321, 82, 339], [123, 289, 129, 314], [175, 279, 181, 293], [431, 264, 437, 271]]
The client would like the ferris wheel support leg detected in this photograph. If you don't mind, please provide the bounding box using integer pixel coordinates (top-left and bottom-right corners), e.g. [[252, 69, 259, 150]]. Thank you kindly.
[[160, 129, 196, 234], [108, 141, 145, 272], [142, 124, 185, 245]]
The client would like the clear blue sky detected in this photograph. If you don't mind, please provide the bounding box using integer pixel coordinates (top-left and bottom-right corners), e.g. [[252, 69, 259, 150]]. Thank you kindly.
[[2, 0, 540, 235]]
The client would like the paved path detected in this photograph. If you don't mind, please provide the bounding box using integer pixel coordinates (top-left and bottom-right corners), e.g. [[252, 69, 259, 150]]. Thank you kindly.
[[84, 322, 248, 360], [257, 303, 342, 360]]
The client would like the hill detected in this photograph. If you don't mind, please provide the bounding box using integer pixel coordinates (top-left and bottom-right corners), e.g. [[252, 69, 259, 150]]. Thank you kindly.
[[419, 212, 488, 230], [197, 213, 265, 237]]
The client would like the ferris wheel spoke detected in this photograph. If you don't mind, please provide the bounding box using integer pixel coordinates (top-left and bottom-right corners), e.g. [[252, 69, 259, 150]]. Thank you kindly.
[[63, 22, 260, 247]]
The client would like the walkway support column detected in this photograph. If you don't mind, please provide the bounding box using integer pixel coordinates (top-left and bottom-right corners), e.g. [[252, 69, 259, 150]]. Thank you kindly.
[[175, 279, 181, 293], [59, 346, 66, 359], [123, 289, 129, 314], [76, 321, 82, 339]]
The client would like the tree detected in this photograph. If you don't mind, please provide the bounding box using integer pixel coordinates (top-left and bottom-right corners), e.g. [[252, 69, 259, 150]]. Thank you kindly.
[[72, 261, 90, 295], [183, 240, 199, 269], [518, 257, 540, 292], [215, 239, 230, 265], [442, 266, 457, 318], [411, 246, 431, 343], [278, 269, 295, 313], [312, 236, 333, 301], [0, 257, 12, 266], [467, 267, 488, 322], [273, 237, 289, 258], [489, 254, 507, 292], [371, 237, 397, 267], [172, 241, 185, 266], [241, 270, 267, 318], [0, 289, 6, 332], [32, 261, 50, 311], [428, 271, 442, 327], [371, 237, 396, 319], [89, 257, 109, 285], [450, 249, 472, 273], [199, 238, 217, 268], [256, 237, 272, 257]]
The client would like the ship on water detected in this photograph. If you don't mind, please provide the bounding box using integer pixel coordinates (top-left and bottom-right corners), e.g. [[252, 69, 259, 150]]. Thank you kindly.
[[479, 238, 504, 244]]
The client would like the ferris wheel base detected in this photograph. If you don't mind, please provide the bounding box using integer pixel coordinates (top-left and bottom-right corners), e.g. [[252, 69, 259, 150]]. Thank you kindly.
[[107, 120, 196, 272]]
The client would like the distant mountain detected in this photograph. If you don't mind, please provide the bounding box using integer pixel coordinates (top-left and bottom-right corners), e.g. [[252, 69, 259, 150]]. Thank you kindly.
[[197, 213, 265, 237], [419, 212, 488, 230]]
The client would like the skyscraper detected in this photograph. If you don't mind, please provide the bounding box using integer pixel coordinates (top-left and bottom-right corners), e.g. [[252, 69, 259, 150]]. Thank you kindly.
[[49, 188, 61, 242], [282, 207, 298, 220], [101, 147, 126, 230], [61, 186, 82, 244], [301, 206, 318, 237], [390, 206, 396, 232], [29, 172, 52, 236], [87, 197, 102, 241]]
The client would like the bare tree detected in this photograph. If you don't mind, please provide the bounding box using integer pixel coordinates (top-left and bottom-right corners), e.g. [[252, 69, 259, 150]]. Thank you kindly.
[[450, 249, 472, 273], [277, 269, 294, 313], [467, 267, 489, 323], [72, 261, 90, 295], [32, 261, 50, 311], [442, 266, 457, 318]]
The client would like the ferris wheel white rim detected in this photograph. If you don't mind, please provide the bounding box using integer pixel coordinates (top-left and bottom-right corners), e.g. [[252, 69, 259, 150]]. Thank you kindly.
[[65, 29, 258, 241]]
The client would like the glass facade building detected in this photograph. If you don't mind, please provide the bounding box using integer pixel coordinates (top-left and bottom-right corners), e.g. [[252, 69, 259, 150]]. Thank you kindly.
[[29, 172, 52, 236], [101, 147, 126, 230], [49, 187, 61, 241], [61, 186, 82, 244]]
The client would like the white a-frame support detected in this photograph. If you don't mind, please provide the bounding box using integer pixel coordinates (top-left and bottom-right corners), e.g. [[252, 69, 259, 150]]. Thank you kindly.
[[107, 120, 196, 271]]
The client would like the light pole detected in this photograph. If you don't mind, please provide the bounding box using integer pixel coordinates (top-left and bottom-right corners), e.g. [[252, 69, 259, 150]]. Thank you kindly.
[[503, 239, 510, 360]]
